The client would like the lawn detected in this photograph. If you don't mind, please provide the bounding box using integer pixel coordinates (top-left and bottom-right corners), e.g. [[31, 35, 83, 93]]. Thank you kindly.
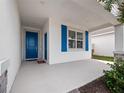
[[92, 55, 114, 62]]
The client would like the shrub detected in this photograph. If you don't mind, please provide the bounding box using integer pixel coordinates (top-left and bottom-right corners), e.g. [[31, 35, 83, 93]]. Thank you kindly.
[[98, 0, 124, 24], [104, 58, 124, 93]]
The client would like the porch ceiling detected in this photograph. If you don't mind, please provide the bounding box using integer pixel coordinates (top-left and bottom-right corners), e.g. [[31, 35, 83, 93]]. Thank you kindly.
[[18, 0, 119, 31]]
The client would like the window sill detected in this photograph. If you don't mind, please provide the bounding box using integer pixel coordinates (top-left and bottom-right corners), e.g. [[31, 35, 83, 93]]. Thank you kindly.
[[68, 48, 84, 52]]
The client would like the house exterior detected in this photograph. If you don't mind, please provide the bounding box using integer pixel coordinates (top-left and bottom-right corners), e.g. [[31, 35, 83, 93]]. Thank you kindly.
[[21, 18, 91, 65], [1, 0, 124, 93], [91, 26, 115, 57]]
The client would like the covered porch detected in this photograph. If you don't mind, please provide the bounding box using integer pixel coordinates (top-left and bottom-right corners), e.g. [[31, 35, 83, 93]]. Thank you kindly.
[[10, 59, 110, 93], [0, 0, 124, 93]]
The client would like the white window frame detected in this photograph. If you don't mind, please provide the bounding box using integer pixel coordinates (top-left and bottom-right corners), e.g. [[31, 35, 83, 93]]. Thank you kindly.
[[68, 27, 84, 51]]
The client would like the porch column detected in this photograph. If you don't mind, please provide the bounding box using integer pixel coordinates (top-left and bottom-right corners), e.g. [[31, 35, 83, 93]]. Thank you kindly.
[[114, 24, 124, 61]]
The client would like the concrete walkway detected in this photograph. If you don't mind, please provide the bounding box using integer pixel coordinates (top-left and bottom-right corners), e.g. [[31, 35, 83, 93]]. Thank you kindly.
[[10, 59, 110, 93]]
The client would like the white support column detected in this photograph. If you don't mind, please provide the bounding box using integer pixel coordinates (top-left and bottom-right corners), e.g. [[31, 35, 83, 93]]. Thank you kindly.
[[115, 24, 124, 51], [114, 24, 124, 60]]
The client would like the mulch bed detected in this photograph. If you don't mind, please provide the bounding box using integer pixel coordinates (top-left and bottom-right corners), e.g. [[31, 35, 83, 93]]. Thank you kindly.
[[69, 76, 111, 93]]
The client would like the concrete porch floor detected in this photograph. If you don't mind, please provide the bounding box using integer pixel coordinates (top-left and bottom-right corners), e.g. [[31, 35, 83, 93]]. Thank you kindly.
[[10, 59, 110, 93]]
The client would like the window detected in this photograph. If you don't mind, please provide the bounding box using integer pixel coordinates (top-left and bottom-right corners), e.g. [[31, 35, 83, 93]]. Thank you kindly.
[[69, 30, 76, 48], [69, 40, 76, 48], [77, 32, 83, 48], [69, 30, 75, 39], [68, 30, 84, 49]]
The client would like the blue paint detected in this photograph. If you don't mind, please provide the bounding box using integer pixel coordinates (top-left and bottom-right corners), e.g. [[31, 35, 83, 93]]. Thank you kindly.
[[61, 25, 67, 52], [26, 31, 38, 59], [85, 31, 89, 51], [44, 33, 47, 60]]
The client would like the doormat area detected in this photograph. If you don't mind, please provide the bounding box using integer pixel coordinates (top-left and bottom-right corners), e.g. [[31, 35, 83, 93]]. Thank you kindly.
[[68, 77, 111, 93], [37, 60, 46, 64]]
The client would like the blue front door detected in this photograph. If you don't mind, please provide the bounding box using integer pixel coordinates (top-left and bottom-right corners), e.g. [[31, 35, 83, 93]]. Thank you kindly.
[[26, 31, 38, 59], [44, 33, 47, 60]]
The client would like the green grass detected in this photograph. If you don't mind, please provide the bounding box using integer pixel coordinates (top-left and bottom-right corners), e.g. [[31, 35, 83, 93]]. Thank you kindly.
[[92, 55, 114, 62]]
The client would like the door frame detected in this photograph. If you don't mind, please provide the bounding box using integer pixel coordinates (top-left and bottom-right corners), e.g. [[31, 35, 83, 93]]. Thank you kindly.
[[44, 32, 47, 60], [22, 27, 41, 61], [25, 31, 38, 60]]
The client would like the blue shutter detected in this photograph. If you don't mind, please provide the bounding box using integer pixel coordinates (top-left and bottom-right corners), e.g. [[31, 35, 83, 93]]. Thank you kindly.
[[85, 31, 89, 51], [61, 25, 67, 52]]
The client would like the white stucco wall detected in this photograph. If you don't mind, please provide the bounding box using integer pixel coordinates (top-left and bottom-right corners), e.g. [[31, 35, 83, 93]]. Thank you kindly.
[[91, 27, 115, 57], [0, 0, 21, 92], [48, 18, 91, 64]]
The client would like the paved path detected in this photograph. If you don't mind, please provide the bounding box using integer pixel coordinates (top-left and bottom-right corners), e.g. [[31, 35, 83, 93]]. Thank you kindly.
[[11, 59, 110, 93]]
